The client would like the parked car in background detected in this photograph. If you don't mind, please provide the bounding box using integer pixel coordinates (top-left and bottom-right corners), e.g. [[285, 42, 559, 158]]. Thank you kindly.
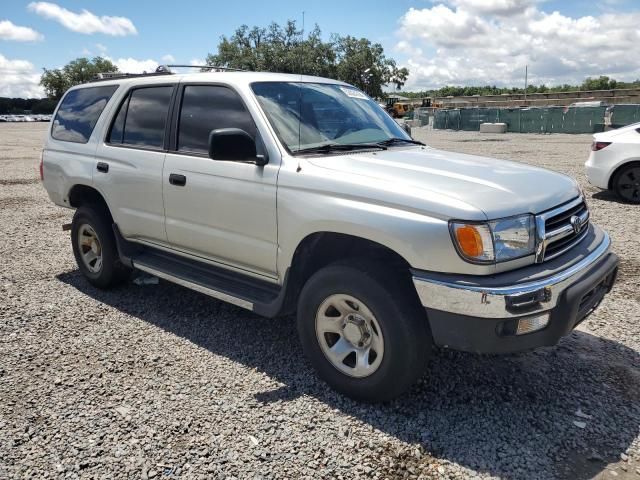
[[0, 114, 52, 122], [586, 122, 640, 203]]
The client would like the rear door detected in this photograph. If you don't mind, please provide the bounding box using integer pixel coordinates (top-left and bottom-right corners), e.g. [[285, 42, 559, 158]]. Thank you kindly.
[[162, 84, 279, 278], [94, 84, 176, 243]]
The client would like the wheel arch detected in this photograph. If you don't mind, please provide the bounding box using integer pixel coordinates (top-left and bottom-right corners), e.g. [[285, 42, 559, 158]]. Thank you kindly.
[[279, 231, 416, 315], [68, 184, 113, 221]]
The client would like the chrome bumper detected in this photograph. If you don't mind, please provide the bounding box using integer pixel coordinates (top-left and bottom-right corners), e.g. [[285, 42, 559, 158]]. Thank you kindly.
[[412, 233, 612, 319]]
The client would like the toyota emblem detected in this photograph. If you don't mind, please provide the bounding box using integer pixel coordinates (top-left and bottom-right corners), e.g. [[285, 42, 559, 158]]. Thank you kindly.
[[570, 215, 581, 234]]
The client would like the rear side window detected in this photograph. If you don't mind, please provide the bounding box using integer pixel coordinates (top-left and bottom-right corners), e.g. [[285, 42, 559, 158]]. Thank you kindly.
[[108, 86, 173, 149], [178, 85, 256, 153], [52, 85, 118, 143]]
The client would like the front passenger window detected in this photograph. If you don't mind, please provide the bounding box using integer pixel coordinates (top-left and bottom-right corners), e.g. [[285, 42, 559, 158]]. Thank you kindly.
[[177, 85, 257, 154]]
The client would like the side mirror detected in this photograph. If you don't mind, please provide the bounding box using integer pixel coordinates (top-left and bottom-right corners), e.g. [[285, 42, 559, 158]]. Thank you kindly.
[[208, 128, 267, 166]]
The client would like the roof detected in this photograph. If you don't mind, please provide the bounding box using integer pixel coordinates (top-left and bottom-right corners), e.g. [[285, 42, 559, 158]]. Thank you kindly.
[[73, 71, 351, 91]]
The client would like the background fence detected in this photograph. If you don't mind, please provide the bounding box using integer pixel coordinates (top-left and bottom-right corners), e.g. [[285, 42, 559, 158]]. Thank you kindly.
[[610, 104, 640, 129], [432, 104, 640, 134]]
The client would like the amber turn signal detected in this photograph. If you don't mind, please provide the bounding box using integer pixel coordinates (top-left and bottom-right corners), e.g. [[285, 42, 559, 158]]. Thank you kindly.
[[455, 225, 484, 257]]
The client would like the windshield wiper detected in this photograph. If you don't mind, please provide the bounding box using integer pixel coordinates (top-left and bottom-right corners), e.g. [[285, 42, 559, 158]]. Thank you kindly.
[[376, 138, 425, 146], [293, 143, 388, 155]]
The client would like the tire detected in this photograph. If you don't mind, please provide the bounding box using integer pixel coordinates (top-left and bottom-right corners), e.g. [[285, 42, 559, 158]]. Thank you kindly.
[[296, 260, 431, 402], [71, 205, 130, 288], [612, 162, 640, 204]]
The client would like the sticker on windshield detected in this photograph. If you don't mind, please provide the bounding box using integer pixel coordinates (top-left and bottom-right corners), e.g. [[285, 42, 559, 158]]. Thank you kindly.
[[339, 87, 368, 100]]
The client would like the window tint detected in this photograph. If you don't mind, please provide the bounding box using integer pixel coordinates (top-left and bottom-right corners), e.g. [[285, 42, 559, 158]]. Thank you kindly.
[[108, 95, 129, 144], [109, 86, 173, 148], [178, 85, 256, 153], [52, 85, 118, 143]]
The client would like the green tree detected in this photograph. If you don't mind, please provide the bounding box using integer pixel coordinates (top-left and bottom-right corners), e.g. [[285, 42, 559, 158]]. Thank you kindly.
[[580, 75, 617, 91], [207, 22, 336, 77], [40, 57, 118, 99], [206, 21, 408, 98], [333, 35, 408, 97]]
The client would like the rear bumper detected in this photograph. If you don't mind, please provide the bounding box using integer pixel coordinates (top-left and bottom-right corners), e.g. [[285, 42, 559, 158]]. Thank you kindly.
[[585, 151, 611, 189], [412, 233, 618, 354]]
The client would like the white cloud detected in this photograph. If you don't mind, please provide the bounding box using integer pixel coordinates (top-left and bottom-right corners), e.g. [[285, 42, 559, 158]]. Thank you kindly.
[[95, 43, 107, 53], [395, 40, 423, 56], [27, 2, 137, 36], [397, 3, 640, 89], [161, 54, 175, 63], [447, 0, 536, 16], [0, 54, 44, 97], [0, 20, 43, 41], [111, 57, 158, 73]]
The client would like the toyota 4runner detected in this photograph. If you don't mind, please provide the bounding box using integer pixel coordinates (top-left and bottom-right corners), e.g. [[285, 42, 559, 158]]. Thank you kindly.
[[42, 69, 619, 401]]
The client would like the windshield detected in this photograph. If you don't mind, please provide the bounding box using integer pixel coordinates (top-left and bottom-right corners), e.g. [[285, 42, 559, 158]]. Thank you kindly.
[[251, 82, 411, 153]]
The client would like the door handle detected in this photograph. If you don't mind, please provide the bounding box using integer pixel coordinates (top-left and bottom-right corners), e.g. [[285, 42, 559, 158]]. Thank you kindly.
[[169, 173, 187, 186], [96, 162, 109, 173]]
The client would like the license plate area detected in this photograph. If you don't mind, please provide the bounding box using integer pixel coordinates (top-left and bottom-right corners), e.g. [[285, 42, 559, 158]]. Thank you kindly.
[[575, 267, 618, 324]]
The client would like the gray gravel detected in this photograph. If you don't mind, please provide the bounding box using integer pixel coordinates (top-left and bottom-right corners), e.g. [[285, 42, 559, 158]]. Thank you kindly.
[[1, 123, 639, 479]]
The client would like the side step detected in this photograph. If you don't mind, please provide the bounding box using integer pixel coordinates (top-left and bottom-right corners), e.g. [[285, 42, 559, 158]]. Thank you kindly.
[[113, 225, 288, 317]]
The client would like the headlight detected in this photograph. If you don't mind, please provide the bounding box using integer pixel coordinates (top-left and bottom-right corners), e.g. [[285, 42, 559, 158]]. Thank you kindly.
[[450, 214, 535, 263]]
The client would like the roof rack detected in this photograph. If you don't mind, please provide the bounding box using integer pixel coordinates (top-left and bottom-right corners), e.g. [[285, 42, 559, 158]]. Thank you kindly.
[[162, 64, 247, 72], [89, 64, 246, 83], [90, 70, 172, 82]]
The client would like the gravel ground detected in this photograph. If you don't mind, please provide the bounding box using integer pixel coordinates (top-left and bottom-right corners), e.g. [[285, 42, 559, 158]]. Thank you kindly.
[[1, 123, 639, 480]]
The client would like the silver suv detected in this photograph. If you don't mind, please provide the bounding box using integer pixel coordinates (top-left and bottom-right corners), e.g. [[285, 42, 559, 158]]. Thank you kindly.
[[42, 70, 619, 401]]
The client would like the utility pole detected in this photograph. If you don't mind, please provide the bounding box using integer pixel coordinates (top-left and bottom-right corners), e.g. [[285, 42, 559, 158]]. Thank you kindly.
[[524, 65, 528, 104]]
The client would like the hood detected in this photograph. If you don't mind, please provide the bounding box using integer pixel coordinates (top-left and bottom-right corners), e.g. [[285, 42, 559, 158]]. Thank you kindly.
[[307, 146, 580, 219]]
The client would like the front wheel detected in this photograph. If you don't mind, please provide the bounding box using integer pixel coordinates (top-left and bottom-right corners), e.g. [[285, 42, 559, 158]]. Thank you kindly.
[[297, 261, 431, 402]]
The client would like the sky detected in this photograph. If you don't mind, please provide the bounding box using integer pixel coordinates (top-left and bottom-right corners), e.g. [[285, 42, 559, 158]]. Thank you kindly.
[[1, 0, 639, 98]]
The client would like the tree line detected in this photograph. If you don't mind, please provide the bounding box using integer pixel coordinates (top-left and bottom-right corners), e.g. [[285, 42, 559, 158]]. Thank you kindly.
[[37, 20, 408, 102], [0, 97, 57, 115], [399, 76, 640, 99]]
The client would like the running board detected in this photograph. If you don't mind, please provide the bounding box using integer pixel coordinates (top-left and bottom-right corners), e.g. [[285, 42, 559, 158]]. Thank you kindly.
[[112, 225, 289, 318], [133, 262, 255, 311]]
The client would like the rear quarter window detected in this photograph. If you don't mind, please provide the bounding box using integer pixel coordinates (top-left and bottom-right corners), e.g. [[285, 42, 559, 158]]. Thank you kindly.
[[51, 85, 118, 143]]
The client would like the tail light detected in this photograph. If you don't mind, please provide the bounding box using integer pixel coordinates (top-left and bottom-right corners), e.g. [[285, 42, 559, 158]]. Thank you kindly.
[[39, 151, 44, 181], [591, 141, 611, 151]]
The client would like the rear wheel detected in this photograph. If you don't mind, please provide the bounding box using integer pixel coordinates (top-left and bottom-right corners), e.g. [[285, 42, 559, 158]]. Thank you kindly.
[[71, 205, 130, 288], [612, 163, 640, 204], [297, 260, 431, 402]]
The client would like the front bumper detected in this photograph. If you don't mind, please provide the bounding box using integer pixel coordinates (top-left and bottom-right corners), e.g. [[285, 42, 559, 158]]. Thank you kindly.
[[412, 232, 618, 354]]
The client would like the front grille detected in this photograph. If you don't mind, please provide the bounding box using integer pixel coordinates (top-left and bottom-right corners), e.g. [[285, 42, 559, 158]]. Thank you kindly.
[[537, 197, 589, 262]]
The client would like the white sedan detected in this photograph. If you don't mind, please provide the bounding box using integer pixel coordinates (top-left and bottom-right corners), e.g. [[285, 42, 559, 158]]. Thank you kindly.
[[586, 122, 640, 203]]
